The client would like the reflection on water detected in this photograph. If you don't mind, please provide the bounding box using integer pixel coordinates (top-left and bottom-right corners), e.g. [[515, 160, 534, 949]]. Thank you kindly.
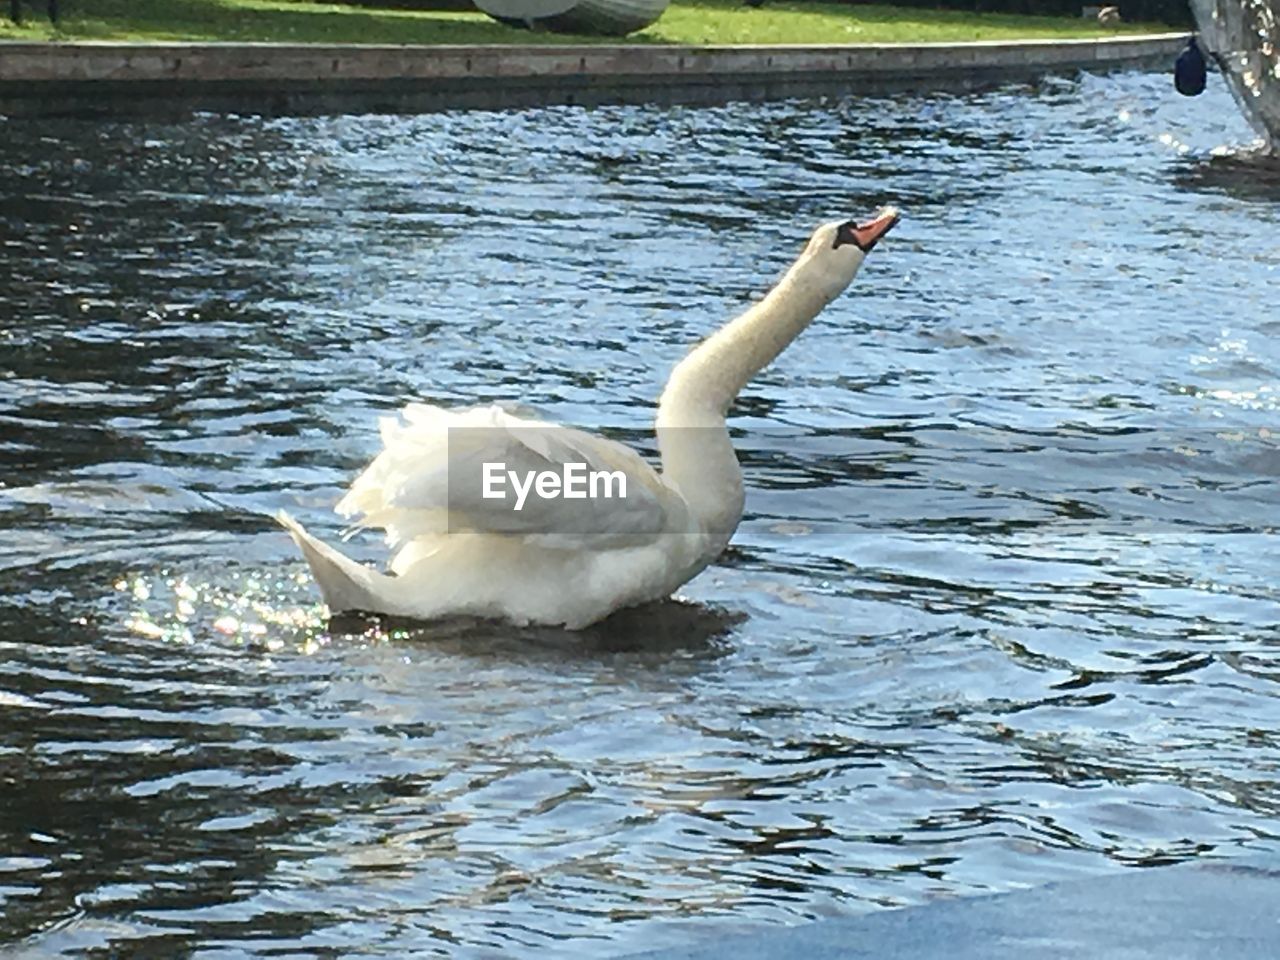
[[1, 72, 1279, 957], [328, 598, 746, 658]]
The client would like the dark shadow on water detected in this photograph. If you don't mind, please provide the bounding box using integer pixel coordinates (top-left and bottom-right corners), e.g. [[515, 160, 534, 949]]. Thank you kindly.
[[1172, 148, 1280, 202], [325, 597, 747, 662]]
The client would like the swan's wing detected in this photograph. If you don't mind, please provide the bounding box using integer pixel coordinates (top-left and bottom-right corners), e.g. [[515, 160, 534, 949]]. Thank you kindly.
[[336, 403, 676, 550]]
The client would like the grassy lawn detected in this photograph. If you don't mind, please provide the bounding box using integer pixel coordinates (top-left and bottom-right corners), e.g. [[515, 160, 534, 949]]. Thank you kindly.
[[0, 0, 1175, 45]]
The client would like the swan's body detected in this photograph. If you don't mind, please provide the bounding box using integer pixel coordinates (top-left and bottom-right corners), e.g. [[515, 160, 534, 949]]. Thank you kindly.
[[281, 210, 899, 628]]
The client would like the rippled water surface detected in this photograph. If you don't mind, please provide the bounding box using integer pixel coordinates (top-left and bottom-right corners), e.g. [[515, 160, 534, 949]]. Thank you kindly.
[[2, 73, 1279, 957]]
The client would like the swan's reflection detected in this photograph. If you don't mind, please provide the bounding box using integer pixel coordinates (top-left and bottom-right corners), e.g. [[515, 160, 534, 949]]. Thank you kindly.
[[326, 597, 746, 660]]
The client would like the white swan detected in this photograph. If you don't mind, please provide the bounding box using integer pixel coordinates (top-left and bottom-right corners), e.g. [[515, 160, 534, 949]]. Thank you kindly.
[[279, 209, 899, 629]]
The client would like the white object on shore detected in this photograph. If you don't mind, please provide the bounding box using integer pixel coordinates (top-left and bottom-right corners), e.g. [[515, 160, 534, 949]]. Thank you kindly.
[[473, 0, 668, 36], [280, 209, 900, 629]]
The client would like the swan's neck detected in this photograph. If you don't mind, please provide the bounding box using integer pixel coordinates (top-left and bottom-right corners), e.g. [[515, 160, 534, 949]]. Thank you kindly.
[[655, 249, 855, 535]]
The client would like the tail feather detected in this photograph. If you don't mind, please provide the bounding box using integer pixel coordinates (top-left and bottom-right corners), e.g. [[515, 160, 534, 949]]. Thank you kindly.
[[276, 510, 396, 614]]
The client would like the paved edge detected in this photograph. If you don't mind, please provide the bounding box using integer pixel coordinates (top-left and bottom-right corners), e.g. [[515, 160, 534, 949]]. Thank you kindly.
[[0, 34, 1189, 116], [623, 856, 1280, 960]]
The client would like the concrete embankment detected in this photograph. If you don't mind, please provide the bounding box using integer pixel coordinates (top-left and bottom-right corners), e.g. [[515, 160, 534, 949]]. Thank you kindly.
[[0, 34, 1188, 116]]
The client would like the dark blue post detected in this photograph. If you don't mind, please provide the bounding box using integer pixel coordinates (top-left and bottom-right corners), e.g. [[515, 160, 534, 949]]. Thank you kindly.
[[1175, 38, 1207, 97], [9, 0, 19, 24]]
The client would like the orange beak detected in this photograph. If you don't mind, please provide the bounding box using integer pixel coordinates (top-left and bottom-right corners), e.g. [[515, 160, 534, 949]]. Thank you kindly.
[[850, 207, 900, 251]]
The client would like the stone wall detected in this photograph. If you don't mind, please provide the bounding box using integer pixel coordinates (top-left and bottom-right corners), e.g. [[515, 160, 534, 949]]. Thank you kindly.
[[0, 35, 1190, 117]]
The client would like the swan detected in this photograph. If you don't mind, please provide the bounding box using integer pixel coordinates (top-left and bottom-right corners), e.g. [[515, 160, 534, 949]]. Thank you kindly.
[[279, 208, 900, 629]]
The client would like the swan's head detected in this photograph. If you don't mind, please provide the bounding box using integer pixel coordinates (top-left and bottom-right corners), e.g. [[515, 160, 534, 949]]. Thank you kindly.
[[802, 207, 900, 290]]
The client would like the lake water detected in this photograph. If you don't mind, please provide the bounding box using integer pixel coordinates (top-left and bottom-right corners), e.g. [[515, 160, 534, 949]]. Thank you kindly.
[[1, 71, 1278, 958]]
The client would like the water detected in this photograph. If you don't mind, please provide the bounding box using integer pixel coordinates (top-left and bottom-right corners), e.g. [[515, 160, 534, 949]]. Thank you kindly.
[[1, 72, 1279, 957]]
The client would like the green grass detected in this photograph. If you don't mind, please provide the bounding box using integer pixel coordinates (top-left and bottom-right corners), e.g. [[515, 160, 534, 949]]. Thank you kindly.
[[0, 0, 1174, 46]]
